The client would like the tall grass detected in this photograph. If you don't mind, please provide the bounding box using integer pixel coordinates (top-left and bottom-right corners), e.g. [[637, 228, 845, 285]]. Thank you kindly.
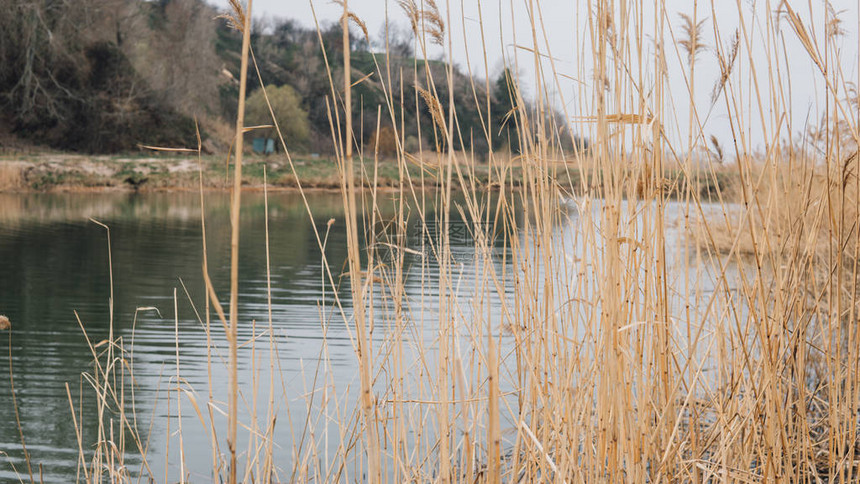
[[227, 0, 253, 481], [18, 0, 860, 482], [0, 163, 24, 191]]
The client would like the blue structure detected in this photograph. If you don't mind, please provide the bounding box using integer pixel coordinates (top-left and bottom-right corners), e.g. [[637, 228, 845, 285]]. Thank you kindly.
[[252, 138, 265, 154]]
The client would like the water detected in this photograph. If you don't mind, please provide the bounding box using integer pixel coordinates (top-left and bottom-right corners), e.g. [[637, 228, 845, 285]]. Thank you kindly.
[[0, 192, 349, 481], [0, 191, 518, 482], [0, 191, 719, 482]]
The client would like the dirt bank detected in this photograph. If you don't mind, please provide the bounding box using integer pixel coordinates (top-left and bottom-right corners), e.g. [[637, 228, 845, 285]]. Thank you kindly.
[[0, 153, 405, 192], [0, 151, 519, 193]]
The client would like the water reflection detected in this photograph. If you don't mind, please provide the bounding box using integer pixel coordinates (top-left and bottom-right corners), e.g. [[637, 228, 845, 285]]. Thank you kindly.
[[0, 191, 360, 481], [0, 191, 713, 482], [0, 190, 519, 482]]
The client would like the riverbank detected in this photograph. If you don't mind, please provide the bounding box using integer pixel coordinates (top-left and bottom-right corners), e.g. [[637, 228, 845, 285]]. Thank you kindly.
[[0, 152, 736, 199], [0, 152, 502, 192]]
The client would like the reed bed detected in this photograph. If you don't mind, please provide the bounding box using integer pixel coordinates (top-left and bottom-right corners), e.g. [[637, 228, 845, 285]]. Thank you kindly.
[[9, 0, 860, 482]]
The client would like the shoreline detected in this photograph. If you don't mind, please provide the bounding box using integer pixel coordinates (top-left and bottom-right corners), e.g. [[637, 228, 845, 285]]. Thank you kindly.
[[0, 152, 502, 193], [0, 153, 735, 199]]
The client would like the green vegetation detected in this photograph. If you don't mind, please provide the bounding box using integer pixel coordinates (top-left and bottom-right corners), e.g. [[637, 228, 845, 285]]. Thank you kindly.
[[218, 9, 584, 155], [244, 84, 310, 148]]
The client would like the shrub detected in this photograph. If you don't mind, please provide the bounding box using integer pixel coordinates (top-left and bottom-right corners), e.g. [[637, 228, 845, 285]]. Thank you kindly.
[[369, 125, 399, 158], [244, 84, 310, 150]]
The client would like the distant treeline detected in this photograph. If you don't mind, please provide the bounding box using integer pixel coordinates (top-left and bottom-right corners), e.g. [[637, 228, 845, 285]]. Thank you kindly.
[[0, 0, 218, 152], [0, 0, 585, 155]]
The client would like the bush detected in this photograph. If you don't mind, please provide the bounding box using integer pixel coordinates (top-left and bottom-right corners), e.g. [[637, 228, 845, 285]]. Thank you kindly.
[[244, 84, 310, 150], [404, 135, 421, 153], [369, 125, 399, 158]]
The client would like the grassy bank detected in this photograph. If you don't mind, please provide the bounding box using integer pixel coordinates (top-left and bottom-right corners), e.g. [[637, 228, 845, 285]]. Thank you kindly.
[[0, 152, 737, 200], [0, 152, 495, 191]]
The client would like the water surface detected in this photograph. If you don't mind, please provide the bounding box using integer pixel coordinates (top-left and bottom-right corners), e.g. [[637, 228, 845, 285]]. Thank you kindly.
[[0, 191, 717, 482]]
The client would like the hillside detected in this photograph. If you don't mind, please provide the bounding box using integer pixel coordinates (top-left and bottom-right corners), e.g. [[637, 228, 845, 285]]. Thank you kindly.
[[0, 0, 581, 157]]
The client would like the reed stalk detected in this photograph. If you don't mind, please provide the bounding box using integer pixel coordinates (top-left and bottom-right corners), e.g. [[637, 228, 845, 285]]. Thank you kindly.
[[226, 1, 254, 482], [339, 1, 380, 482], [14, 1, 860, 483]]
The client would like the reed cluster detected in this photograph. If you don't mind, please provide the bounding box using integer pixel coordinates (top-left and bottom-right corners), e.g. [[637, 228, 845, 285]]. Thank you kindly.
[[10, 0, 860, 482]]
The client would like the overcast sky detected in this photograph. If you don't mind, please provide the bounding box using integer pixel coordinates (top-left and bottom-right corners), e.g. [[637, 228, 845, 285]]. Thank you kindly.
[[208, 0, 859, 154]]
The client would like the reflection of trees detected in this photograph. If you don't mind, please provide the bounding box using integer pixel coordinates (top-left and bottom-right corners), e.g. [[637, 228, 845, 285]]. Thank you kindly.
[[0, 219, 116, 461], [0, 191, 362, 338], [0, 190, 488, 476], [0, 191, 353, 471]]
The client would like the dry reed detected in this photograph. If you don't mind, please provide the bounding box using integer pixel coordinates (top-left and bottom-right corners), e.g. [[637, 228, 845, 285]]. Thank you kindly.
[[11, 0, 860, 483], [0, 163, 25, 191]]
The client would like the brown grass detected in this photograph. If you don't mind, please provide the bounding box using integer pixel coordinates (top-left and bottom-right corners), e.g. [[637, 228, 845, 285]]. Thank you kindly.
[[10, 0, 860, 483], [0, 162, 25, 190]]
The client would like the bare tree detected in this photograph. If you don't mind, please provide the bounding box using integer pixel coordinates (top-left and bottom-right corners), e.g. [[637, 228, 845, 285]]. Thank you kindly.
[[131, 0, 221, 117]]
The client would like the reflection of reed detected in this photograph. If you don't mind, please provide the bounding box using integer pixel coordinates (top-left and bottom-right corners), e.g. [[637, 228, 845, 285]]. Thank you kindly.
[[0, 163, 25, 190]]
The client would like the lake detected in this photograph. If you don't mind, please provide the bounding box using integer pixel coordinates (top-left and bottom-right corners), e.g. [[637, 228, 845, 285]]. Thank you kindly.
[[0, 190, 718, 482]]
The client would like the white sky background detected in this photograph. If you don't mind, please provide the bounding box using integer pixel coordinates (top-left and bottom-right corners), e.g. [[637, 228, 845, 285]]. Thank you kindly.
[[209, 0, 859, 155]]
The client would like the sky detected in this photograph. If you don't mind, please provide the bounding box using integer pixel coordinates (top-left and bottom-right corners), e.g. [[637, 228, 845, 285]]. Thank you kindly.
[[208, 0, 859, 154]]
